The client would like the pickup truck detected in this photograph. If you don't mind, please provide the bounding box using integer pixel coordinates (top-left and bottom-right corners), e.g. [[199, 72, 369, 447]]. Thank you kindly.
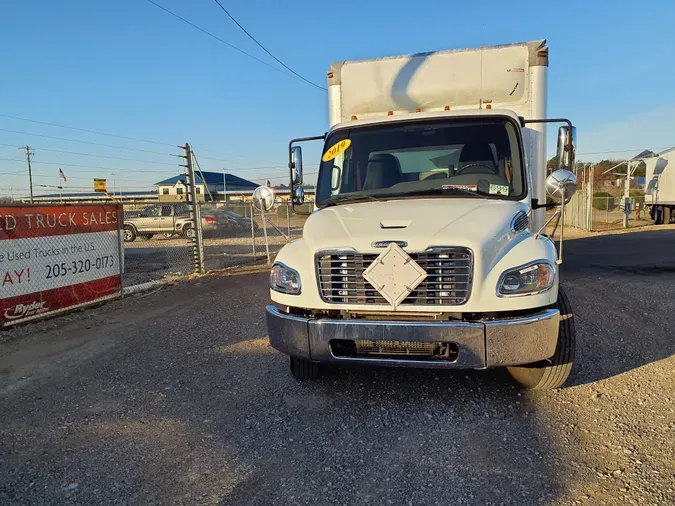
[[122, 203, 191, 242]]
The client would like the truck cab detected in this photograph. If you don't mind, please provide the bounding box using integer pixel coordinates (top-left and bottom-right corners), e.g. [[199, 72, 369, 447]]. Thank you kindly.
[[265, 40, 579, 390]]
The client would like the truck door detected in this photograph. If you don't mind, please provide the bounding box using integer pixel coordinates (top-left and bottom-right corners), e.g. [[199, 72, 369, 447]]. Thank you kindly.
[[156, 205, 175, 232], [135, 205, 160, 231]]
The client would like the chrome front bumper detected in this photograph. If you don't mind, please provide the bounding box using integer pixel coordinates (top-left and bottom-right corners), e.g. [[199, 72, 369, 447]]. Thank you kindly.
[[265, 305, 560, 369]]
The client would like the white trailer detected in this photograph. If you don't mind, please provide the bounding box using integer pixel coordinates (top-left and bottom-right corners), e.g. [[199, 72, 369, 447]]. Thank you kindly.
[[266, 41, 580, 390], [644, 147, 675, 224]]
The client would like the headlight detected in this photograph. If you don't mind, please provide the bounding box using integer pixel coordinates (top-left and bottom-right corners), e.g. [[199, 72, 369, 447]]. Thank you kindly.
[[498, 262, 555, 296], [270, 262, 301, 295]]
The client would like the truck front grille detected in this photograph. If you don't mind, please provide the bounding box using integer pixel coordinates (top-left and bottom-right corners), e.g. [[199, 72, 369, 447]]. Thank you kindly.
[[317, 247, 472, 306]]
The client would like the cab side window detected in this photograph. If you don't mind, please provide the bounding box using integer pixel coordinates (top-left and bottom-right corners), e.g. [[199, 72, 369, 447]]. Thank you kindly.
[[142, 206, 160, 217]]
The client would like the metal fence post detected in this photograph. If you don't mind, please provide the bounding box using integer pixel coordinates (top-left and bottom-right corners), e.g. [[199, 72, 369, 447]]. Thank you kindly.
[[587, 168, 594, 231], [184, 142, 205, 274], [116, 203, 125, 295], [262, 212, 271, 264], [287, 201, 291, 239], [250, 202, 256, 258]]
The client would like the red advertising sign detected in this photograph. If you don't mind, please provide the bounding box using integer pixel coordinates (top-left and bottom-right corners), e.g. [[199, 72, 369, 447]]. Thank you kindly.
[[0, 204, 123, 326]]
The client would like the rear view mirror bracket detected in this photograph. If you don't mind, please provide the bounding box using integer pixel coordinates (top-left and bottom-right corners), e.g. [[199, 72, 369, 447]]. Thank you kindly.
[[288, 134, 326, 215]]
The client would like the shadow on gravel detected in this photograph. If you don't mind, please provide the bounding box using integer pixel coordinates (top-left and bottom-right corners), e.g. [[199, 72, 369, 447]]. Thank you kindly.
[[561, 230, 675, 386], [214, 362, 569, 505]]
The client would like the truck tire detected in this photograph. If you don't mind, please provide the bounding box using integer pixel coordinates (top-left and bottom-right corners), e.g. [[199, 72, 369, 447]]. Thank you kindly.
[[290, 357, 320, 380], [654, 206, 664, 225], [507, 287, 575, 390], [185, 226, 195, 239], [123, 225, 137, 243]]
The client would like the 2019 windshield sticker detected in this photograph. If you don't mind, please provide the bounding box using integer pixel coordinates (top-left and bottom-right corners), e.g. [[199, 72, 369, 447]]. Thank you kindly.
[[322, 139, 351, 162]]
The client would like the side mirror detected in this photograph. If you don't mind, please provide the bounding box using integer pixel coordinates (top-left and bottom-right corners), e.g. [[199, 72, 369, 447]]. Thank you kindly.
[[546, 169, 577, 203], [292, 185, 305, 205], [556, 126, 577, 171], [291, 146, 303, 185]]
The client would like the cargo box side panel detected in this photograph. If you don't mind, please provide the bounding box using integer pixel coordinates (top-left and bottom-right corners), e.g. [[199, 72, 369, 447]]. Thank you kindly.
[[340, 44, 532, 122]]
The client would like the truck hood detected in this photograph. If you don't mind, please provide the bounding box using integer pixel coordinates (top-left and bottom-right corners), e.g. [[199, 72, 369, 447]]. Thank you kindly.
[[303, 198, 530, 271]]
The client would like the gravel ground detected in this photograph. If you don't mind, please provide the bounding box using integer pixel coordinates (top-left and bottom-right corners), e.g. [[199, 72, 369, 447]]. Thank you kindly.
[[1, 232, 674, 505]]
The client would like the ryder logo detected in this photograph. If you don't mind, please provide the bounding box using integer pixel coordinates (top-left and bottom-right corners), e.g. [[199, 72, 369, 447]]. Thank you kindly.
[[3, 301, 49, 320]]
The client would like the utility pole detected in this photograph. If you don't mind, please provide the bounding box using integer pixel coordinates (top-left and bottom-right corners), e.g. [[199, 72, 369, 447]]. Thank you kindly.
[[21, 145, 35, 203], [183, 143, 205, 273]]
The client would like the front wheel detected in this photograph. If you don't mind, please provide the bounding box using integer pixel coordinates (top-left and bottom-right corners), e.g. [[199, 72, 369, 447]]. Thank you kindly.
[[185, 226, 196, 239], [123, 225, 137, 243], [507, 287, 575, 390], [290, 357, 320, 380]]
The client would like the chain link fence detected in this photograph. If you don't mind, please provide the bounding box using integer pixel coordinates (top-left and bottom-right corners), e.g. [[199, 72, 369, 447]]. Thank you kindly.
[[198, 201, 309, 270], [590, 192, 651, 231], [121, 203, 198, 286], [1, 141, 311, 325]]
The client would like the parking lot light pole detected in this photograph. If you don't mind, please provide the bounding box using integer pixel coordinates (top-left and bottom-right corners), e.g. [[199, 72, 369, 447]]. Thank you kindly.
[[222, 169, 227, 205]]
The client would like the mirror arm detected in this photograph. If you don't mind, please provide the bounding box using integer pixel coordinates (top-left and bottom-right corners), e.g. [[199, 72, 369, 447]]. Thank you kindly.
[[521, 118, 573, 129], [288, 134, 325, 216], [288, 134, 326, 170], [521, 118, 575, 159], [531, 198, 559, 210]]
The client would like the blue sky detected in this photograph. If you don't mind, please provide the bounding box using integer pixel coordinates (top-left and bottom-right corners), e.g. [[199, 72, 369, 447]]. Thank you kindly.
[[1, 0, 674, 197]]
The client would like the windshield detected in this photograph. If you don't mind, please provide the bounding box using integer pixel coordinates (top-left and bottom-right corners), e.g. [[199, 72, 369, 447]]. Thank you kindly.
[[315, 118, 525, 206]]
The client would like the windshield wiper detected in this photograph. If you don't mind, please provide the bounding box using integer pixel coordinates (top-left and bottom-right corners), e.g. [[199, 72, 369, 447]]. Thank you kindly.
[[378, 186, 492, 199], [322, 194, 382, 207]]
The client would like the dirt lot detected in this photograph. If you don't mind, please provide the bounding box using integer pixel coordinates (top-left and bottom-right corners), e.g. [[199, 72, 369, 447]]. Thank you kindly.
[[1, 231, 674, 505]]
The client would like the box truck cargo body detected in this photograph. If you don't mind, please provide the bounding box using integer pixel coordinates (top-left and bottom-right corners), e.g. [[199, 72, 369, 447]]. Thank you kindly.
[[266, 41, 580, 390], [644, 147, 675, 224]]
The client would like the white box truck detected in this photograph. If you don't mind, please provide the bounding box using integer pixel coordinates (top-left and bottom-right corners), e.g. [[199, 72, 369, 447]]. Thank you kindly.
[[644, 147, 675, 224], [265, 40, 580, 390]]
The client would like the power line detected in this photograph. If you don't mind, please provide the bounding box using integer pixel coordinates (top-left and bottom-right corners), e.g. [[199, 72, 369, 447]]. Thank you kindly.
[[0, 140, 288, 169], [144, 0, 307, 87], [0, 113, 176, 147], [0, 156, 176, 174], [30, 173, 157, 184], [0, 120, 291, 166], [576, 147, 673, 156], [0, 127, 176, 156], [0, 142, 178, 166], [193, 151, 287, 165], [211, 0, 326, 92]]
